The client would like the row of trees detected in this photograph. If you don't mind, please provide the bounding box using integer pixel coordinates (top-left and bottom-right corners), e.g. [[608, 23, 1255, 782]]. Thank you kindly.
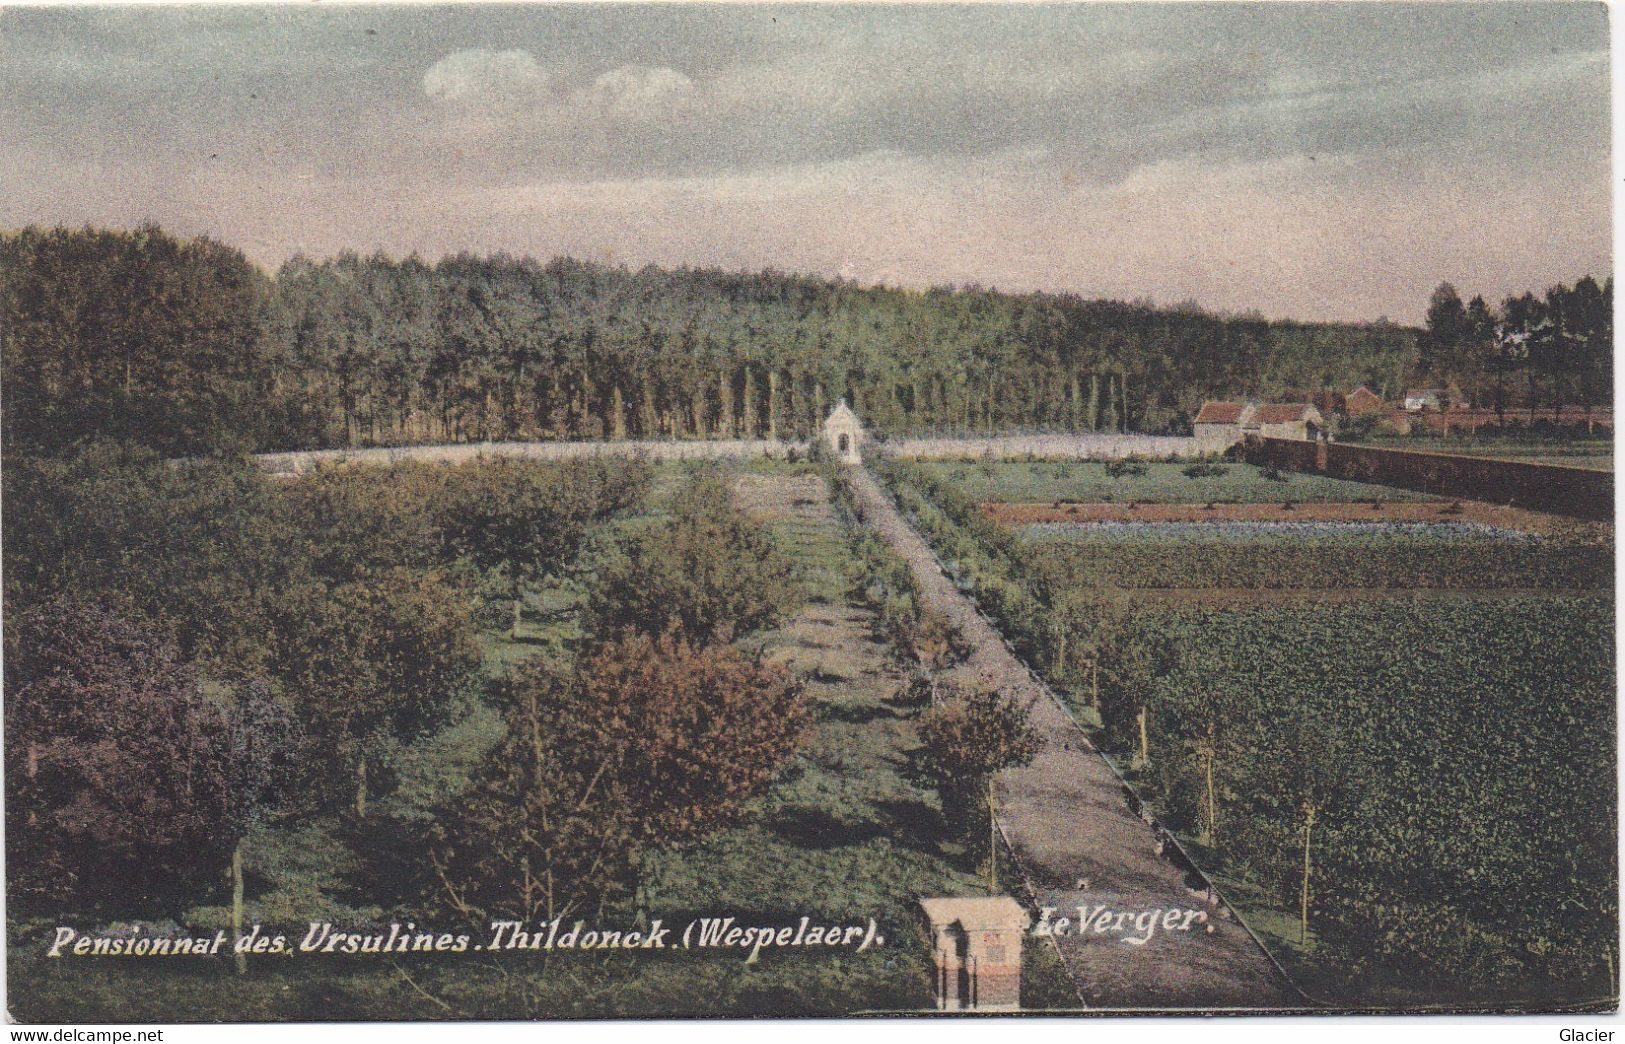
[[3, 225, 1418, 458], [830, 466, 1037, 887], [1417, 277, 1613, 423]]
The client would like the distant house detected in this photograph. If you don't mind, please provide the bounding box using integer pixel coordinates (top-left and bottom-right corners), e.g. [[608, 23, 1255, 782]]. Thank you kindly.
[[1345, 386, 1384, 416], [1250, 403, 1325, 441], [1403, 388, 1446, 411], [1193, 400, 1325, 443], [1193, 401, 1247, 442]]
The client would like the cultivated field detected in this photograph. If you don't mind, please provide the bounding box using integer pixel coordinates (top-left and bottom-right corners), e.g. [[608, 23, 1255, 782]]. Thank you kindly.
[[918, 460, 1438, 504], [878, 456, 1617, 1008]]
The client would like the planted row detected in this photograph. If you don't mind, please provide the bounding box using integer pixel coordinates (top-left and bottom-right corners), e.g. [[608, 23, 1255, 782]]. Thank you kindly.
[[1023, 529, 1611, 591]]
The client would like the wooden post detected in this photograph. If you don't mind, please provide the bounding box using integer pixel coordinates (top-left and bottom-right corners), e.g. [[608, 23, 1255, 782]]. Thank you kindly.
[[1203, 746, 1217, 843], [1300, 806, 1316, 945], [231, 838, 246, 975], [986, 777, 998, 894]]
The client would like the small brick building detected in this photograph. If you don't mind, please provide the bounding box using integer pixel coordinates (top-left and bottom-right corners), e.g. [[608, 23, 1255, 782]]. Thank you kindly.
[[919, 896, 1030, 1012]]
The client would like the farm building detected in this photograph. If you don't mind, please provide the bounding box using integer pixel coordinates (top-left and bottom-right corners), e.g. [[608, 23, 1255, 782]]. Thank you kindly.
[[1193, 401, 1326, 442], [1344, 386, 1385, 416], [1251, 403, 1325, 440], [1403, 388, 1447, 411], [1193, 401, 1248, 442]]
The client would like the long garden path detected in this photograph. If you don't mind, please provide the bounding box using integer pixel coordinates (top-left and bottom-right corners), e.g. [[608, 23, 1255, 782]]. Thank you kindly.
[[843, 463, 1302, 1011]]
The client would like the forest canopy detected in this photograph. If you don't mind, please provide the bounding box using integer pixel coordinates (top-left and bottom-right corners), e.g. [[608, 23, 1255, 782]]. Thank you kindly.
[[3, 224, 1426, 457]]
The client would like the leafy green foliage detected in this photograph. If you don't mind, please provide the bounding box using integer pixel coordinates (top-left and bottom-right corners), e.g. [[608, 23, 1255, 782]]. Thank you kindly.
[[441, 455, 652, 635], [272, 568, 484, 816], [4, 226, 1427, 457], [910, 687, 1039, 834], [276, 461, 453, 582], [1104, 459, 1150, 478], [586, 469, 803, 645], [5, 599, 238, 911], [432, 633, 808, 924], [1, 226, 271, 457], [1024, 528, 1612, 591], [1145, 600, 1617, 995], [2, 441, 308, 677]]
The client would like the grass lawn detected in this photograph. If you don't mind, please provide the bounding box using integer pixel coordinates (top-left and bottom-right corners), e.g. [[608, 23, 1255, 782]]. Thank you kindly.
[[920, 459, 1436, 504], [9, 460, 1069, 1020]]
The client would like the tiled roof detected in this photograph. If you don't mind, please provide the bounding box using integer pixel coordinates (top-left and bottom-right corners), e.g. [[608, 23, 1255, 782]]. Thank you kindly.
[[1194, 401, 1245, 424], [1252, 403, 1316, 424]]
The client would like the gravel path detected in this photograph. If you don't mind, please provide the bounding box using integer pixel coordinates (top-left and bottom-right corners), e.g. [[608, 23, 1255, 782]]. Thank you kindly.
[[844, 463, 1302, 1011]]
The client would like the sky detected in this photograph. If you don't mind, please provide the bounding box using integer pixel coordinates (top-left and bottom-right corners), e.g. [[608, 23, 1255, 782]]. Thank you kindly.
[[0, 2, 1612, 323]]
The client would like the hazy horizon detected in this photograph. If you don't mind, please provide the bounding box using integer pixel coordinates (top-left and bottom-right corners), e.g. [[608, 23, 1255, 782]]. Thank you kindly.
[[1, 2, 1612, 324]]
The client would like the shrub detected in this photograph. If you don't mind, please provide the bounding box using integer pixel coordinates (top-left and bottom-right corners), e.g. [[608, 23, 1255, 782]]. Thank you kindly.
[[442, 456, 651, 638], [910, 686, 1039, 838], [5, 599, 237, 911], [272, 567, 483, 816], [431, 634, 808, 924], [585, 470, 802, 646], [1105, 459, 1150, 478]]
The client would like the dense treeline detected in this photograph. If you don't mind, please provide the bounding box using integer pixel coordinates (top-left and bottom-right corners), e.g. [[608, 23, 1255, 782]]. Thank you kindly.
[[873, 457, 1617, 1002], [1416, 277, 1613, 420], [3, 225, 1418, 457]]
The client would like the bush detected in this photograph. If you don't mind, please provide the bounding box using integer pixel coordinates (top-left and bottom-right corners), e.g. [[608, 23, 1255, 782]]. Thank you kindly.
[[272, 567, 483, 816], [1105, 459, 1150, 478], [5, 599, 238, 911], [431, 634, 809, 923], [1181, 461, 1230, 478], [585, 470, 803, 645], [910, 686, 1039, 839], [441, 456, 651, 638]]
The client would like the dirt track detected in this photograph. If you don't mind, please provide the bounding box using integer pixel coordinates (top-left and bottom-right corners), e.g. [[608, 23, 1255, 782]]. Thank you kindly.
[[844, 464, 1302, 1010]]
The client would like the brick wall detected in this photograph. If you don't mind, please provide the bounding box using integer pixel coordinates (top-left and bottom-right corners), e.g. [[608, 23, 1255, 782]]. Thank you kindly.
[[1242, 437, 1614, 521]]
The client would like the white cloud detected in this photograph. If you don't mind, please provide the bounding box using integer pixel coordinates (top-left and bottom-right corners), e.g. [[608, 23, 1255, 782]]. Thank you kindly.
[[423, 49, 549, 103], [576, 65, 696, 120]]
